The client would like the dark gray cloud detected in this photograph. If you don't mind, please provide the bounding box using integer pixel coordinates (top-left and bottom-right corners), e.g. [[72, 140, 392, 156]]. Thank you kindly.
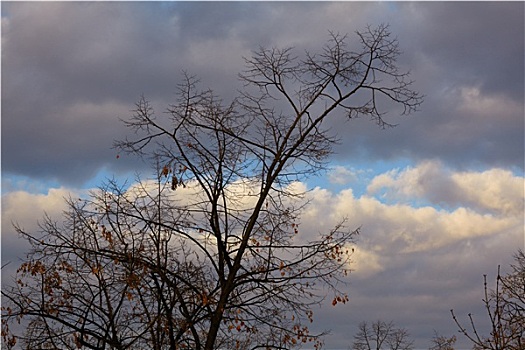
[[402, 2, 524, 100], [1, 2, 181, 184], [3, 2, 522, 187], [328, 1, 524, 170]]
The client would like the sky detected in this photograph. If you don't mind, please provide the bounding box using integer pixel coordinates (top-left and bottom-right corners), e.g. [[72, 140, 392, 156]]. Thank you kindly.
[[1, 2, 524, 349]]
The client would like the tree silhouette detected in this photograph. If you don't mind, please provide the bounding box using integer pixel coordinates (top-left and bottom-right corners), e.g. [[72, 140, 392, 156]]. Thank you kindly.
[[428, 331, 456, 350], [352, 320, 414, 350], [2, 25, 422, 350]]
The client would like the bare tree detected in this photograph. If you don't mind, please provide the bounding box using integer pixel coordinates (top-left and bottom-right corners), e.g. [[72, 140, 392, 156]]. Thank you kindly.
[[451, 250, 525, 350], [352, 320, 414, 350], [2, 25, 422, 350], [428, 331, 456, 350]]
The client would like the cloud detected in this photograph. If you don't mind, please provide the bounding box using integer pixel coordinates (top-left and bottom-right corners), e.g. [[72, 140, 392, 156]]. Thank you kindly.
[[1, 187, 87, 284], [2, 188, 77, 219], [2, 2, 523, 189], [367, 160, 524, 216], [407, 2, 524, 101], [305, 189, 519, 260], [366, 160, 455, 203], [327, 166, 360, 185], [349, 247, 384, 279], [330, 1, 525, 169]]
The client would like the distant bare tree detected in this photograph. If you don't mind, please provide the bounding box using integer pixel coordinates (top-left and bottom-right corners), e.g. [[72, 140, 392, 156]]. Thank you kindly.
[[451, 250, 525, 350], [429, 331, 456, 350], [2, 25, 422, 350], [352, 320, 414, 350]]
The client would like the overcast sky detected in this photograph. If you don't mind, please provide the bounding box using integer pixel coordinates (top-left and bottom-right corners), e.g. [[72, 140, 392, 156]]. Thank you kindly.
[[1, 2, 524, 349]]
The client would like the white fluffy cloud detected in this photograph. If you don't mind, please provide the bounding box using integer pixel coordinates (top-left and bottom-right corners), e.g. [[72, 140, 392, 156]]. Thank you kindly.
[[295, 161, 523, 289], [302, 188, 520, 276], [2, 187, 86, 232], [367, 160, 524, 215], [451, 168, 524, 215], [327, 165, 369, 185]]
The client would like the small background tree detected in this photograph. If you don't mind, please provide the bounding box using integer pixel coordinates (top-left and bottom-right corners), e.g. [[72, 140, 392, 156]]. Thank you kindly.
[[352, 320, 414, 350], [428, 331, 456, 350]]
